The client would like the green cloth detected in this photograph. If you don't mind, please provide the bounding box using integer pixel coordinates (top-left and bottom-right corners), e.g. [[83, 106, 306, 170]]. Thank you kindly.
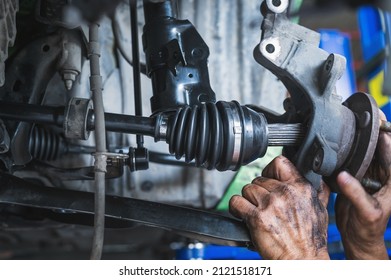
[[290, 0, 304, 23], [215, 0, 304, 211], [216, 147, 282, 211]]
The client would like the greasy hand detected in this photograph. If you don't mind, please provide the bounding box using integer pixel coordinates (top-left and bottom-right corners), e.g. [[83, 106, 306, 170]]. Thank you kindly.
[[335, 112, 391, 260], [229, 156, 330, 260]]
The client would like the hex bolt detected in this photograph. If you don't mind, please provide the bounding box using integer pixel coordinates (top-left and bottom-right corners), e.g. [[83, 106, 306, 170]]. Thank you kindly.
[[361, 178, 382, 191], [59, 30, 82, 91], [62, 70, 78, 91]]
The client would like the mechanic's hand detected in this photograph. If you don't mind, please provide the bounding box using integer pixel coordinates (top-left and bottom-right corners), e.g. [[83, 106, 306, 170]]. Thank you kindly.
[[335, 112, 391, 260], [229, 156, 330, 260]]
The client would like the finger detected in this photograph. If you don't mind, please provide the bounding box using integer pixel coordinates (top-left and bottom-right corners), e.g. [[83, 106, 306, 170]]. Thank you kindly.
[[374, 111, 391, 211], [262, 155, 302, 182], [376, 182, 391, 214], [242, 183, 270, 206], [376, 131, 391, 208], [337, 171, 378, 216], [377, 131, 391, 166], [363, 110, 391, 213], [229, 195, 256, 221], [251, 177, 282, 192], [319, 181, 331, 208]]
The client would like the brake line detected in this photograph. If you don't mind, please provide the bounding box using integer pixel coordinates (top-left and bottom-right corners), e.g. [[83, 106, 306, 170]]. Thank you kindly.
[[88, 23, 107, 260]]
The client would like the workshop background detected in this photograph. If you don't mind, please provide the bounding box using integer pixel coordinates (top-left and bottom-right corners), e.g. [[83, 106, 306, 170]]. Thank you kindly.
[[0, 0, 390, 259]]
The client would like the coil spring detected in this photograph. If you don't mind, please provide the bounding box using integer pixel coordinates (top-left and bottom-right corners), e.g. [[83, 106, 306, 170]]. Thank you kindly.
[[167, 102, 224, 170], [29, 126, 64, 161]]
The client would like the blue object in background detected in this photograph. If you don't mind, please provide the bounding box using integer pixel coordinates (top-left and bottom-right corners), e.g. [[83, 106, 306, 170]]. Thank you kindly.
[[176, 244, 261, 260], [358, 6, 386, 72], [176, 225, 391, 260], [358, 6, 391, 120], [319, 29, 357, 100]]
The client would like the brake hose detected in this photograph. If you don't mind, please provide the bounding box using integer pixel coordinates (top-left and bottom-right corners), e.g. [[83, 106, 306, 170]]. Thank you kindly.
[[89, 23, 107, 260]]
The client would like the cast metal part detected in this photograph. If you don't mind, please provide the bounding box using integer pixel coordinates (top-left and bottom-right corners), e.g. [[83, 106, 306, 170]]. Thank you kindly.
[[0, 34, 64, 166], [253, 0, 379, 191], [0, 172, 251, 247], [0, 0, 19, 87], [0, 29, 85, 166], [323, 92, 380, 192], [64, 98, 92, 140]]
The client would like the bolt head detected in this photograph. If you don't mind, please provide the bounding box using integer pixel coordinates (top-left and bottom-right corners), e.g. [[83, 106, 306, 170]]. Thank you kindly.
[[312, 150, 324, 172], [62, 72, 77, 81]]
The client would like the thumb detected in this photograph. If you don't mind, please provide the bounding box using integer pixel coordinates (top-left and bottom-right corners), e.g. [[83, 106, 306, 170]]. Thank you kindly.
[[337, 171, 378, 216]]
